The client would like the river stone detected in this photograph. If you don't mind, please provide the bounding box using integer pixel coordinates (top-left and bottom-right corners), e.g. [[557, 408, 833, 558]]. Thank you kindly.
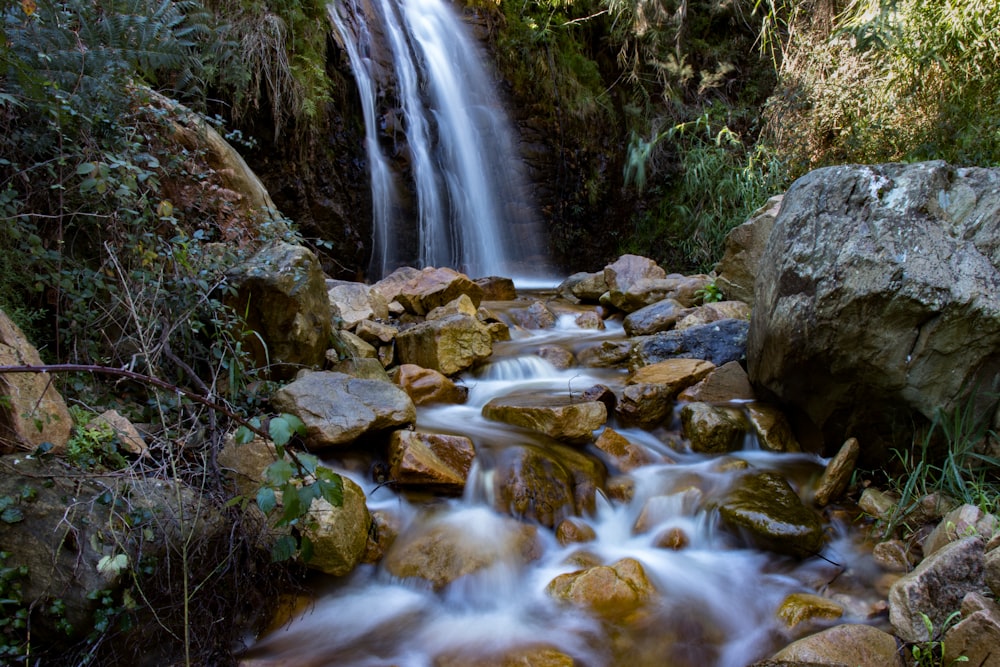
[[383, 510, 541, 589], [371, 266, 423, 303], [604, 254, 666, 292], [616, 383, 675, 428], [988, 547, 1000, 599], [715, 470, 825, 558], [675, 300, 752, 331], [392, 266, 484, 315], [270, 371, 416, 449], [492, 444, 606, 527], [427, 293, 479, 320], [677, 361, 756, 403], [622, 298, 688, 336], [227, 241, 332, 379], [396, 313, 494, 375], [361, 509, 401, 564], [388, 430, 475, 494], [560, 270, 609, 302], [631, 318, 749, 369], [328, 355, 390, 380], [390, 364, 468, 405], [574, 310, 604, 329], [556, 518, 597, 546], [355, 319, 398, 346], [776, 593, 844, 631], [537, 345, 575, 369], [748, 162, 1000, 455], [604, 276, 683, 313], [922, 504, 997, 557], [475, 275, 517, 301], [681, 403, 747, 454], [434, 645, 574, 667], [482, 393, 607, 443], [858, 487, 898, 523], [0, 309, 72, 453], [507, 300, 557, 329], [627, 357, 715, 388], [872, 539, 917, 573], [889, 535, 986, 642], [576, 339, 632, 367], [546, 557, 656, 620], [769, 623, 902, 666], [327, 279, 389, 328], [303, 476, 371, 576], [813, 437, 860, 507], [594, 428, 657, 472], [715, 195, 783, 307], [746, 404, 801, 453], [943, 593, 1000, 667]]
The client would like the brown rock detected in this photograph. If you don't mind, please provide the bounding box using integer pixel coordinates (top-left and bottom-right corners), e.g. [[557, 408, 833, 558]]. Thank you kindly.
[[681, 403, 747, 454], [508, 300, 557, 329], [396, 313, 495, 376], [434, 645, 574, 667], [537, 345, 574, 369], [675, 301, 752, 330], [594, 428, 657, 472], [677, 360, 755, 402], [746, 403, 801, 453], [776, 593, 844, 631], [546, 557, 656, 620], [814, 437, 860, 507], [388, 430, 475, 493], [626, 358, 716, 388], [715, 195, 782, 307], [482, 394, 607, 443], [393, 267, 485, 316], [88, 409, 147, 457], [556, 518, 597, 546], [391, 364, 469, 405], [302, 477, 371, 576], [770, 623, 902, 666], [475, 276, 517, 301]]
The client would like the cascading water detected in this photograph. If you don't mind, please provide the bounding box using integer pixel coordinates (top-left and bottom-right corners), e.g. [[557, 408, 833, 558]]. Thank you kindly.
[[329, 0, 549, 280]]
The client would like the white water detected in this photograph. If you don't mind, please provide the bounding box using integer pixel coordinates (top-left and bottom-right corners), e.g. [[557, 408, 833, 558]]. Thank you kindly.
[[245, 296, 885, 667], [329, 0, 549, 281]]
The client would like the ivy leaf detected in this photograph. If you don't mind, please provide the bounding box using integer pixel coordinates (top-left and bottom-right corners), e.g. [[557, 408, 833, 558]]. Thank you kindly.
[[299, 535, 314, 563], [296, 453, 318, 475], [1, 507, 24, 524], [269, 416, 296, 446], [264, 459, 294, 487], [317, 476, 344, 508], [233, 425, 254, 445], [271, 535, 298, 563], [96, 553, 129, 578], [255, 486, 277, 514]]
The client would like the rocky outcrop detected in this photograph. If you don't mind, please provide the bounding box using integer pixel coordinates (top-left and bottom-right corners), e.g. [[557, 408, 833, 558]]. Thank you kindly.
[[749, 162, 1000, 453]]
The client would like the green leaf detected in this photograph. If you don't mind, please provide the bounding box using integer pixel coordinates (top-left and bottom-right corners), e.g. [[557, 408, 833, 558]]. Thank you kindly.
[[233, 425, 254, 445], [318, 476, 344, 507], [269, 416, 293, 446], [296, 453, 319, 475], [299, 535, 314, 563], [281, 413, 306, 435], [255, 487, 277, 514], [76, 162, 96, 175], [96, 553, 129, 578], [271, 535, 298, 563], [1, 507, 23, 524], [264, 459, 294, 486]]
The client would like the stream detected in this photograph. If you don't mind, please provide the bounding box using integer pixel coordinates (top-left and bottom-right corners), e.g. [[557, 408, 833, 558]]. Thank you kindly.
[[243, 291, 886, 667]]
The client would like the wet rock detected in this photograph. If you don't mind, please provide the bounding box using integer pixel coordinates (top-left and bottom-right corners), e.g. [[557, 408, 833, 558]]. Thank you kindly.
[[654, 527, 690, 550], [426, 293, 479, 320], [508, 300, 557, 329], [388, 430, 475, 493], [0, 309, 72, 453], [677, 360, 755, 403], [813, 437, 860, 507], [769, 623, 902, 666], [271, 371, 416, 449], [390, 364, 468, 405], [228, 241, 332, 379], [776, 592, 844, 631], [475, 275, 517, 301], [371, 266, 423, 304], [492, 444, 606, 527], [327, 355, 390, 380], [627, 358, 715, 388], [546, 557, 656, 620], [715, 195, 782, 307], [537, 345, 575, 369], [606, 476, 635, 503], [556, 518, 597, 546], [889, 535, 986, 642], [715, 470, 825, 558], [580, 384, 617, 412], [681, 403, 747, 454], [361, 509, 401, 564], [482, 393, 607, 443], [396, 313, 494, 375], [434, 644, 574, 667], [676, 301, 752, 330], [594, 428, 657, 472], [631, 318, 749, 368], [303, 477, 371, 576], [604, 277, 682, 313], [391, 266, 485, 316], [617, 359, 715, 428], [746, 404, 801, 453], [576, 339, 632, 367], [622, 298, 688, 336], [922, 504, 997, 557], [574, 310, 604, 329], [327, 280, 389, 328], [634, 492, 702, 534], [748, 162, 1000, 453], [383, 510, 541, 589], [943, 592, 1000, 667]]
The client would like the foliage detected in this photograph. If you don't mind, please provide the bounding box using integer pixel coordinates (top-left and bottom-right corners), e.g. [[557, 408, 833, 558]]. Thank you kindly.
[[0, 550, 30, 661], [905, 611, 968, 667], [695, 281, 724, 304], [66, 407, 129, 471]]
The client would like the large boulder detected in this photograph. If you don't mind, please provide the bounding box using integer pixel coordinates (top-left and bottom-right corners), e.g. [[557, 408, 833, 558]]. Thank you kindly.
[[748, 162, 1000, 453], [715, 195, 782, 306], [395, 313, 494, 376], [767, 623, 902, 667], [302, 476, 371, 576], [327, 280, 389, 328], [228, 242, 332, 379], [0, 310, 72, 453], [631, 318, 749, 368], [388, 430, 476, 494], [270, 371, 416, 449], [388, 267, 484, 316]]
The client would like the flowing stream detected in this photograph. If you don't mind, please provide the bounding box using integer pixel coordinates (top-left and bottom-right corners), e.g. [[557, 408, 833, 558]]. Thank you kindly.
[[329, 0, 547, 280], [245, 295, 885, 667]]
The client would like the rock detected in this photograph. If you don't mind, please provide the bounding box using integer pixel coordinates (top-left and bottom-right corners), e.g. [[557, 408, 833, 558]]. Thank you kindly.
[[604, 277, 682, 313], [634, 492, 702, 534], [574, 310, 604, 329], [776, 592, 844, 631], [889, 536, 986, 642], [388, 430, 475, 494], [580, 384, 617, 412], [622, 298, 688, 336], [858, 487, 898, 523], [371, 266, 423, 304], [270, 371, 416, 449], [492, 444, 606, 527], [594, 428, 657, 472], [943, 592, 1000, 667], [987, 547, 1000, 598], [675, 301, 752, 330], [507, 300, 557, 329], [327, 355, 389, 380], [545, 557, 656, 620], [604, 254, 666, 293], [327, 280, 389, 328], [89, 409, 145, 457], [334, 329, 378, 359], [616, 359, 715, 428], [361, 509, 401, 564], [556, 518, 597, 546], [576, 339, 632, 367], [355, 319, 398, 346], [715, 195, 782, 306], [922, 505, 997, 557], [631, 318, 749, 368], [560, 270, 608, 302], [537, 345, 575, 369], [813, 437, 860, 507], [383, 510, 541, 589], [390, 364, 468, 405], [434, 644, 574, 667], [715, 470, 825, 558], [475, 276, 517, 301], [391, 267, 485, 316], [769, 623, 902, 666], [302, 477, 371, 576], [748, 162, 1000, 453], [217, 434, 279, 499], [396, 313, 494, 375], [482, 393, 607, 443], [427, 293, 479, 320], [0, 309, 72, 453], [677, 361, 756, 403], [654, 528, 690, 550], [746, 404, 801, 453], [627, 357, 716, 388], [227, 242, 332, 378], [872, 539, 917, 573], [681, 403, 747, 454]]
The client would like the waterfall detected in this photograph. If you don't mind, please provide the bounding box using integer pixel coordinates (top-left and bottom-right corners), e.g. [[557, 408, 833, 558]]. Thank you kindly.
[[329, 0, 549, 281]]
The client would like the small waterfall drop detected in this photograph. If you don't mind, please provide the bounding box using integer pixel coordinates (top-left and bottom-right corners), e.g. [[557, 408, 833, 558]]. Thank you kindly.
[[330, 0, 549, 280]]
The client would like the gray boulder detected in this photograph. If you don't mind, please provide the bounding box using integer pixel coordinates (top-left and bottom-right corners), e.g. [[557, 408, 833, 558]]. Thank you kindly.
[[631, 318, 749, 369]]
